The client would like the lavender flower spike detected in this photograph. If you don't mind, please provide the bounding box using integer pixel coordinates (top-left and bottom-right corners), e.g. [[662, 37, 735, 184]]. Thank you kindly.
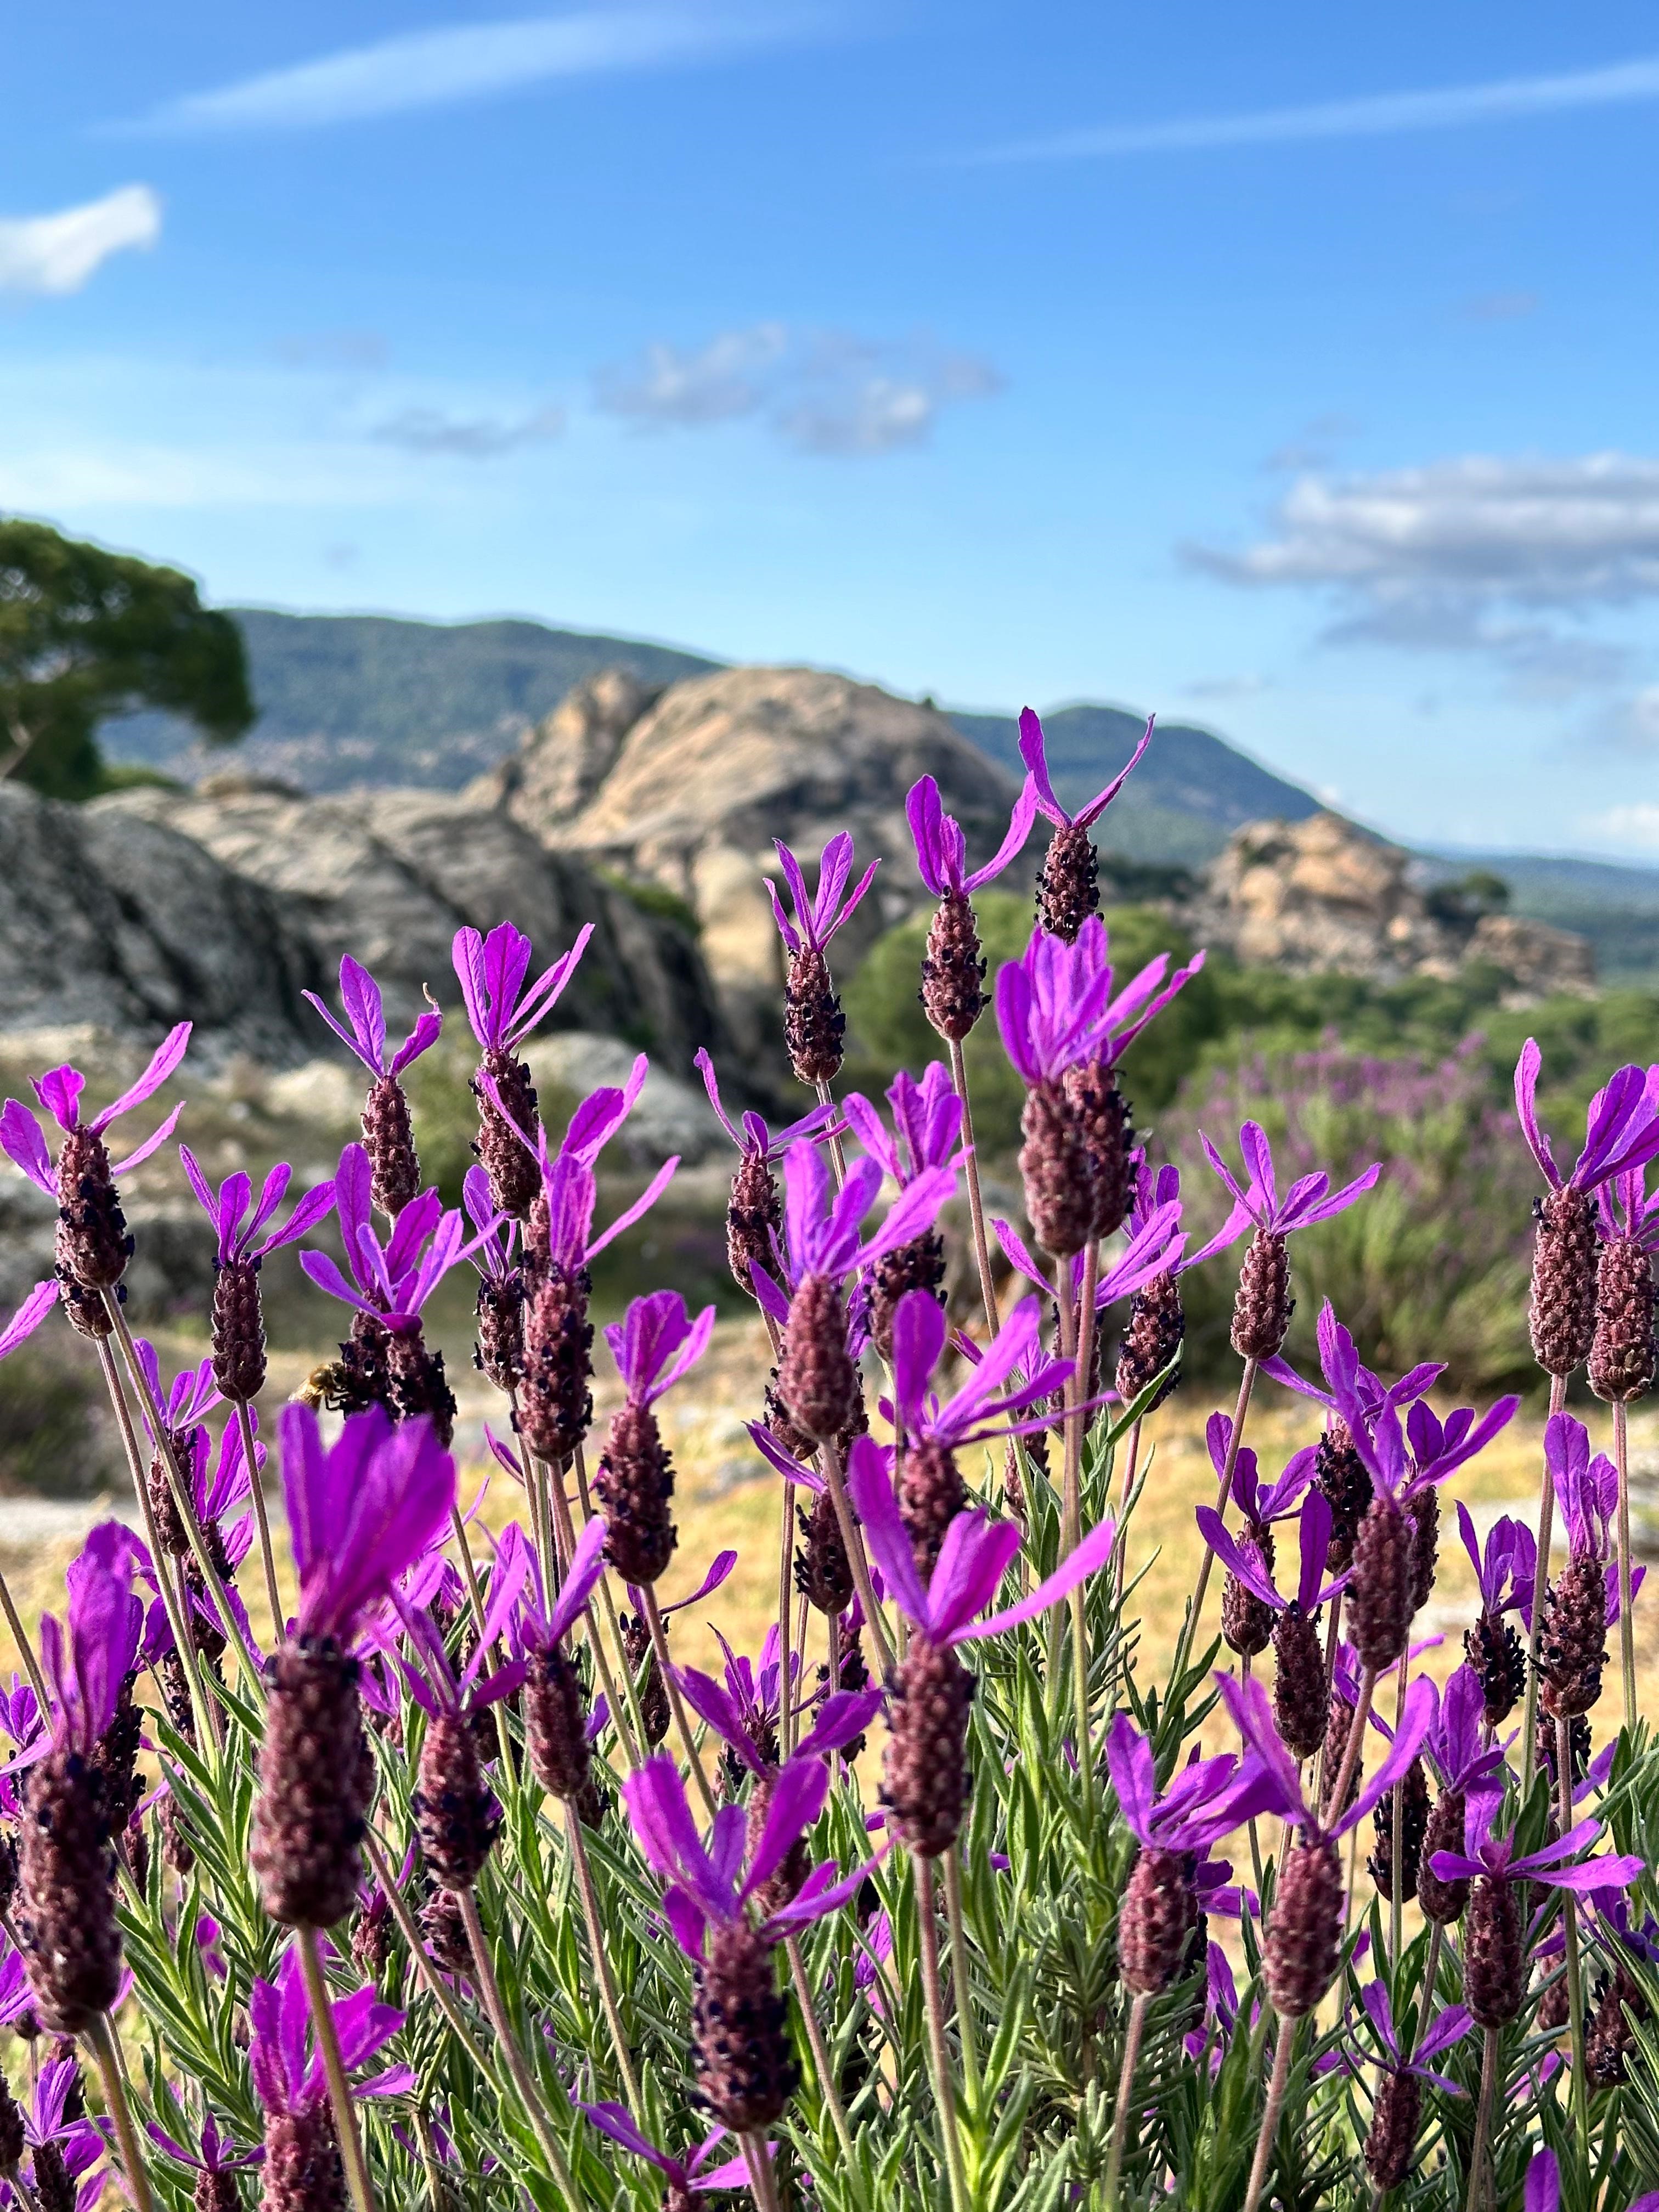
[[1020, 707, 1152, 939], [1, 1020, 190, 1187], [250, 1940, 412, 2188], [277, 1401, 456, 1642], [906, 772, 1037, 897], [1514, 1041, 1659, 1195], [179, 1149, 336, 1268], [769, 830, 880, 1087], [1020, 707, 1153, 834], [1216, 1668, 1435, 1849], [578, 2103, 758, 2199], [765, 830, 879, 959], [1194, 1121, 1382, 1261], [303, 954, 442, 1082], [452, 919, 593, 1054]]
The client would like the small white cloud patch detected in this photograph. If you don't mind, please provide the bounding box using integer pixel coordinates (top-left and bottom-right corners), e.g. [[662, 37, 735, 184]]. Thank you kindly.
[[0, 184, 161, 296]]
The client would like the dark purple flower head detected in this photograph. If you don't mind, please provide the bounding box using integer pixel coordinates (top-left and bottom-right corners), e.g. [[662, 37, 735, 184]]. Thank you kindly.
[[144, 2108, 262, 2177], [1429, 1798, 1645, 1897], [1514, 1041, 1659, 1195], [1197, 1489, 1345, 1618], [765, 832, 879, 957], [1211, 1417, 1316, 1531], [1599, 1160, 1659, 1248], [887, 1290, 1070, 1451], [299, 1145, 494, 1329], [1317, 1307, 1518, 1504], [906, 772, 1037, 896], [278, 1402, 455, 1643], [249, 1940, 413, 2121], [577, 2104, 757, 2198], [1019, 707, 1152, 831], [842, 1063, 965, 1188], [623, 1748, 882, 1957], [1, 1022, 190, 1195], [303, 956, 442, 1081], [693, 1050, 839, 1164], [1104, 1713, 1279, 1855], [1422, 1666, 1509, 1798], [482, 1053, 655, 1190], [847, 1435, 1115, 1646], [1357, 1979, 1471, 2090], [763, 1138, 954, 1295], [1194, 1124, 1380, 1261], [992, 1197, 1186, 1313], [393, 1532, 529, 1718], [179, 1147, 336, 1268], [452, 920, 592, 1054], [36, 1522, 143, 1756], [1217, 1668, 1435, 1846], [996, 919, 1204, 1087], [604, 1290, 716, 1407], [1547, 1411, 1617, 1563], [1456, 1503, 1536, 1620]]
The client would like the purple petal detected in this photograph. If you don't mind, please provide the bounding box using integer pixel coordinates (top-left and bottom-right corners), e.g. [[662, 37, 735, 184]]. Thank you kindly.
[[1281, 1161, 1383, 1230], [1075, 713, 1153, 829], [578, 2103, 672, 2175], [963, 777, 1039, 893], [32, 1064, 85, 1131], [1513, 1039, 1561, 1188], [301, 990, 375, 1073], [0, 1101, 54, 1193], [1523, 2148, 1560, 2212], [1334, 1675, 1437, 1841], [108, 1100, 187, 1178], [958, 1513, 1116, 1643], [388, 1008, 443, 1080], [845, 1435, 928, 1628], [585, 1155, 678, 1261], [742, 1756, 830, 1900], [510, 925, 594, 1048], [90, 1023, 190, 1133], [1017, 707, 1068, 826], [0, 1282, 57, 1362], [1103, 1712, 1157, 1848], [1195, 1511, 1279, 1610], [338, 957, 388, 1074]]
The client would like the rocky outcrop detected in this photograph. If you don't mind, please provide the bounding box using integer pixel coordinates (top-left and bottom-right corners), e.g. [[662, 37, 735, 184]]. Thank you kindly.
[[465, 669, 665, 828], [94, 780, 737, 1080], [1198, 813, 1595, 999], [476, 664, 1030, 1057]]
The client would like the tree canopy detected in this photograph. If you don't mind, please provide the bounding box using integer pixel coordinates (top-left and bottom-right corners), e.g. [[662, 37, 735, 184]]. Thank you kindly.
[[0, 518, 253, 799]]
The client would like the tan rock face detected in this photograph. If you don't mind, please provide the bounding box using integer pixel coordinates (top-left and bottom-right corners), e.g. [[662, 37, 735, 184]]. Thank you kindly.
[[467, 668, 663, 828], [1201, 812, 1595, 1000]]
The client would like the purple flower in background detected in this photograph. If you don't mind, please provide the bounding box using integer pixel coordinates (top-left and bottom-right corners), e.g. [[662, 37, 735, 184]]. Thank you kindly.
[[1599, 1158, 1659, 1247], [1019, 707, 1152, 832], [144, 2108, 263, 2185], [993, 1191, 1186, 1318], [764, 832, 879, 957], [1355, 1979, 1471, 2092], [393, 1535, 528, 1720], [1317, 1307, 1519, 1506], [539, 1149, 680, 1277], [34, 1523, 143, 1756], [1197, 1489, 1345, 1622], [452, 920, 592, 1054], [1194, 1122, 1381, 1265], [847, 1435, 1116, 1645], [178, 1148, 337, 1268], [1548, 1412, 1616, 1563], [842, 1063, 966, 1187], [276, 1401, 455, 1642], [605, 1290, 716, 1405], [1, 1022, 191, 1197], [1263, 1299, 1446, 1415], [1104, 1714, 1278, 1855], [1456, 1503, 1535, 1621], [887, 1291, 1071, 1450], [756, 1137, 954, 1301], [303, 955, 442, 1081], [995, 919, 1203, 1088], [21, 2057, 106, 2212], [250, 1940, 414, 2123], [676, 1624, 878, 1783], [132, 1338, 221, 1440], [1183, 1942, 1242, 2070], [483, 1053, 654, 1188], [1514, 1041, 1659, 1194], [510, 1515, 611, 1657], [1213, 1418, 1317, 1538], [299, 1146, 492, 1332], [1430, 1794, 1645, 1898], [577, 2104, 758, 2199], [1220, 1668, 1435, 1846], [905, 772, 1037, 896], [623, 1750, 880, 1957], [0, 1279, 59, 1365], [1421, 1666, 1509, 1803], [694, 1050, 838, 1163]]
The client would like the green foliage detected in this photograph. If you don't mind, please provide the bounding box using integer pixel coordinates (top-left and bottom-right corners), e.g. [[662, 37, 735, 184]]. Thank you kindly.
[[597, 867, 703, 938], [0, 518, 253, 799]]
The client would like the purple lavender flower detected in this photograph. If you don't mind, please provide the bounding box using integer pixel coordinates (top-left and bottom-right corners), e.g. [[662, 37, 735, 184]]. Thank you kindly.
[[1547, 1412, 1616, 1564], [276, 1402, 456, 1641], [1318, 1308, 1518, 1507], [19, 2057, 106, 2212], [1217, 1668, 1434, 1847], [1514, 1042, 1659, 1196], [452, 920, 592, 1054], [842, 1063, 966, 1187], [300, 1146, 492, 1335], [887, 1290, 1072, 1451], [1019, 707, 1152, 833], [392, 1541, 529, 1724], [604, 1288, 717, 1404], [847, 1436, 1116, 1646], [249, 1940, 414, 2121], [144, 2108, 263, 2188], [33, 1523, 143, 1756], [1262, 1299, 1445, 1415], [1429, 1796, 1645, 1899], [0, 1023, 190, 1197], [1104, 1714, 1277, 1855], [755, 1137, 955, 1305], [1355, 1978, 1471, 2092], [694, 1051, 838, 1164], [577, 2103, 759, 2199], [1421, 1666, 1508, 1804], [1193, 1122, 1381, 1264], [905, 772, 1037, 896], [675, 1627, 878, 1784], [178, 1149, 336, 1269], [510, 1514, 611, 1658], [0, 1279, 65, 1364], [994, 1196, 1186, 1317], [1598, 1158, 1659, 1247], [764, 832, 879, 960], [303, 955, 442, 1081], [1456, 1503, 1536, 1618], [1197, 1488, 1346, 1623], [995, 918, 1202, 1089]]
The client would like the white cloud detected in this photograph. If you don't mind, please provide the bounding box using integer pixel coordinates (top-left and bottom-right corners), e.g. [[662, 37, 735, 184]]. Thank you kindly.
[[966, 51, 1659, 165], [1189, 450, 1659, 690], [1582, 800, 1659, 850], [594, 324, 1004, 455], [370, 403, 566, 456], [131, 7, 828, 133], [0, 185, 160, 295]]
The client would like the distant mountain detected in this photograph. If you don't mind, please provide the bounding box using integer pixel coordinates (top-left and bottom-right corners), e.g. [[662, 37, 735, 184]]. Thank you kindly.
[[947, 703, 1322, 867], [1421, 850, 1659, 983], [103, 609, 720, 793]]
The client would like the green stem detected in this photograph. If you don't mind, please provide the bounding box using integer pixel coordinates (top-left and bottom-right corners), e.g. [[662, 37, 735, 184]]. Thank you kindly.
[[87, 2012, 155, 2212], [941, 1848, 981, 2107], [783, 1932, 858, 2165], [1616, 1398, 1638, 1736], [0, 1558, 47, 1713], [298, 1924, 380, 2212], [640, 1582, 718, 1819], [817, 1437, 896, 1676], [456, 1888, 586, 2208], [915, 1855, 970, 2212], [1556, 1713, 1592, 2151], [1171, 1359, 1257, 1693], [362, 1832, 495, 2073], [947, 1036, 1001, 1341], [1390, 1654, 1409, 1970], [1463, 2027, 1498, 2212], [1103, 1990, 1149, 2211], [1243, 2017, 1293, 2212], [566, 1808, 643, 2109], [1520, 1372, 1567, 1795], [234, 1394, 284, 1638]]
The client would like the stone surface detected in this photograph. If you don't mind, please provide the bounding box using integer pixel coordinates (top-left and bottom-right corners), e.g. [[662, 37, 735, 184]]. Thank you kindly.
[[465, 668, 664, 827], [94, 782, 737, 1079], [1197, 812, 1595, 998]]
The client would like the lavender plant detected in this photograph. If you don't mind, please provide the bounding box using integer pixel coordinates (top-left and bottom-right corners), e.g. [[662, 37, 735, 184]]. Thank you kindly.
[[0, 746, 1652, 2212]]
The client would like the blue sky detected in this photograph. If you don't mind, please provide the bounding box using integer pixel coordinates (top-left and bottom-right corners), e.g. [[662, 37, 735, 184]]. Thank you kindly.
[[7, 2, 1659, 858]]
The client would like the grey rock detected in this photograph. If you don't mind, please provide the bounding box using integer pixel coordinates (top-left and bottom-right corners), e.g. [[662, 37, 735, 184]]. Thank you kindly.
[[466, 668, 663, 827]]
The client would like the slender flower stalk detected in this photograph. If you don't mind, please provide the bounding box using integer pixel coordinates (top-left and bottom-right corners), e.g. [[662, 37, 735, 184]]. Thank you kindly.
[[1591, 1159, 1657, 1731]]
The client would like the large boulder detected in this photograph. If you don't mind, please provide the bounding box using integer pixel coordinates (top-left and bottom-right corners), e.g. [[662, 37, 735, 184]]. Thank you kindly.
[[478, 665, 1030, 1057], [91, 780, 739, 1080]]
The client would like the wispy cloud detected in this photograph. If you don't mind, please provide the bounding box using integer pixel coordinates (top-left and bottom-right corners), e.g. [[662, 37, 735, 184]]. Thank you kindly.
[[1581, 799, 1659, 851], [0, 185, 160, 295], [128, 7, 830, 134], [964, 52, 1659, 165], [371, 403, 566, 456], [594, 324, 1004, 455], [1189, 450, 1659, 695]]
